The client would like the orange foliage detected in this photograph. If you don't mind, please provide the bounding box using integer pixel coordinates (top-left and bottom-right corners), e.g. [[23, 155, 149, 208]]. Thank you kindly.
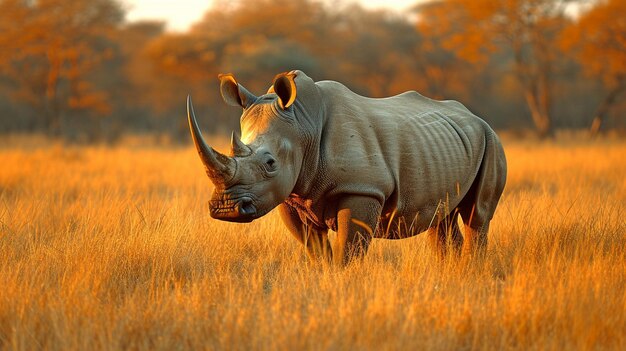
[[563, 0, 626, 86], [416, 0, 571, 137], [561, 0, 626, 133], [1, 0, 625, 137], [0, 0, 123, 132]]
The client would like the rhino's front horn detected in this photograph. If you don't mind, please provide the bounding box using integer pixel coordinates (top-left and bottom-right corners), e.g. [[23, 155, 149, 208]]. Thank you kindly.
[[230, 131, 252, 157], [187, 95, 236, 183]]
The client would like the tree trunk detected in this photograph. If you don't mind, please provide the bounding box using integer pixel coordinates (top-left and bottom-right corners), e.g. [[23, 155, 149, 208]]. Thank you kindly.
[[513, 37, 554, 139], [589, 116, 602, 136], [45, 48, 62, 136], [525, 89, 553, 138], [590, 81, 625, 136]]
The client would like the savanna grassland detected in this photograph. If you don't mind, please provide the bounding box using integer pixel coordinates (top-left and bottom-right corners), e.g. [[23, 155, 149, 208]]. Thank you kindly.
[[0, 135, 624, 350]]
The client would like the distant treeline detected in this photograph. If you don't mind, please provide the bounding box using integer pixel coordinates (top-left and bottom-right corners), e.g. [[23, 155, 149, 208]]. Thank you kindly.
[[0, 0, 624, 142]]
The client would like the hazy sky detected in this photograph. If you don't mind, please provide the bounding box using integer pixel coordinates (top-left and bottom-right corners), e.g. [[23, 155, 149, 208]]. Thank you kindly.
[[124, 0, 421, 32]]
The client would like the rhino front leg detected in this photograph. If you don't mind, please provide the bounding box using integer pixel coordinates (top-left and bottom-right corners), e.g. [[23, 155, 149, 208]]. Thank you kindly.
[[334, 196, 382, 266], [278, 204, 332, 263]]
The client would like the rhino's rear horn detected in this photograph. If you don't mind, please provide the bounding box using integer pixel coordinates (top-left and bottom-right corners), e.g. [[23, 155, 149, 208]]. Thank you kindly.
[[187, 95, 236, 183], [231, 131, 252, 157]]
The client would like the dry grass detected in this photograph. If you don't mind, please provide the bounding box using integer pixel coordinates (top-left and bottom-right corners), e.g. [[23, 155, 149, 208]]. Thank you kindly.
[[0, 136, 625, 350]]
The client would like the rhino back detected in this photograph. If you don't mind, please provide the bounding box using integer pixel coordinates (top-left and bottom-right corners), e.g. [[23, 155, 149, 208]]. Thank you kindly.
[[314, 81, 488, 230]]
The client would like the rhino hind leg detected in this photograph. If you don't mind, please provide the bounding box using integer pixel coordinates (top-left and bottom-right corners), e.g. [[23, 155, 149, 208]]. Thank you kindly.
[[456, 178, 494, 259], [461, 219, 489, 259], [428, 212, 464, 260], [456, 128, 506, 259]]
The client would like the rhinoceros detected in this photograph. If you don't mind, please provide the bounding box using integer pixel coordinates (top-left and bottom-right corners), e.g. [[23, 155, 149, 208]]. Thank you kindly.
[[187, 70, 507, 265]]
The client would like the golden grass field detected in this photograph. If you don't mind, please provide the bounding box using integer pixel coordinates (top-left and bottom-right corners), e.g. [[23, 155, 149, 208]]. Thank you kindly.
[[0, 135, 625, 350]]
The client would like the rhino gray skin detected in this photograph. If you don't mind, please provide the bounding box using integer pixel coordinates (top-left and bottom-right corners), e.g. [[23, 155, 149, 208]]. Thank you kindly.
[[188, 70, 507, 265]]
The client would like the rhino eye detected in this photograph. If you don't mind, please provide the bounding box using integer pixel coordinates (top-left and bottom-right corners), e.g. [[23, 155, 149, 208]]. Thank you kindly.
[[264, 157, 277, 172]]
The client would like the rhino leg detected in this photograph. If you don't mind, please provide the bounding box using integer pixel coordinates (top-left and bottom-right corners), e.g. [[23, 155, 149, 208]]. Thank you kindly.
[[456, 129, 506, 259], [454, 201, 490, 260], [461, 220, 489, 259], [334, 196, 382, 266], [428, 212, 464, 260], [278, 204, 332, 263], [302, 228, 332, 264]]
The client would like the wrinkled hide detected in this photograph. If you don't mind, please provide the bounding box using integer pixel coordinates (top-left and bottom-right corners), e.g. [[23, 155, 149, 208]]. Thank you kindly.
[[188, 70, 507, 265]]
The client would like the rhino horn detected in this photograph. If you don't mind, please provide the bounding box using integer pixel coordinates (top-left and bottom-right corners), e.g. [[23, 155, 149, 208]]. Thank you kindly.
[[187, 95, 236, 183], [230, 131, 252, 157]]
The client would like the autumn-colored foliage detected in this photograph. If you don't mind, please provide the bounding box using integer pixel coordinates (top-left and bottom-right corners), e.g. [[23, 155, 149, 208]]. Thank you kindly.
[[417, 0, 574, 138], [562, 0, 626, 134], [0, 0, 123, 135], [0, 0, 624, 139]]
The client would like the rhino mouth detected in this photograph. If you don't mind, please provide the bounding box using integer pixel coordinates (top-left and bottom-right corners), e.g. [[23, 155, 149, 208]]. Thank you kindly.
[[209, 195, 257, 222]]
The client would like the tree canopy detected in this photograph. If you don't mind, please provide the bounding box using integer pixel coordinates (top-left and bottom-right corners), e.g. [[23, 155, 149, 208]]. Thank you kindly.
[[0, 0, 623, 140]]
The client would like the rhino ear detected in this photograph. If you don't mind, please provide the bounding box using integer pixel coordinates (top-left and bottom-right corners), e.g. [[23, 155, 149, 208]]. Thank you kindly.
[[218, 73, 257, 109], [272, 72, 297, 109]]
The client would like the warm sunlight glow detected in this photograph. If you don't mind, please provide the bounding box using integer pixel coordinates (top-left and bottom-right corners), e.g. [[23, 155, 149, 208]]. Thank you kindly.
[[125, 0, 424, 31], [0, 0, 625, 347], [124, 0, 209, 31]]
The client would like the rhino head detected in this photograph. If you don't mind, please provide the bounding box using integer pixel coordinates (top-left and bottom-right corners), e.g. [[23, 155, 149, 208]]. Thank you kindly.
[[188, 71, 305, 223]]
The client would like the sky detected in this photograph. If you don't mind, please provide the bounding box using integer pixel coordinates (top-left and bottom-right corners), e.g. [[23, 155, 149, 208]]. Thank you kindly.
[[124, 0, 421, 32]]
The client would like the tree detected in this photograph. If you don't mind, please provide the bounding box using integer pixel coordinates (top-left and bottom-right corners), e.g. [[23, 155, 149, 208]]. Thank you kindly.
[[416, 0, 574, 137], [326, 5, 422, 98], [562, 0, 626, 135], [141, 0, 335, 134], [413, 2, 474, 100], [0, 0, 124, 135]]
